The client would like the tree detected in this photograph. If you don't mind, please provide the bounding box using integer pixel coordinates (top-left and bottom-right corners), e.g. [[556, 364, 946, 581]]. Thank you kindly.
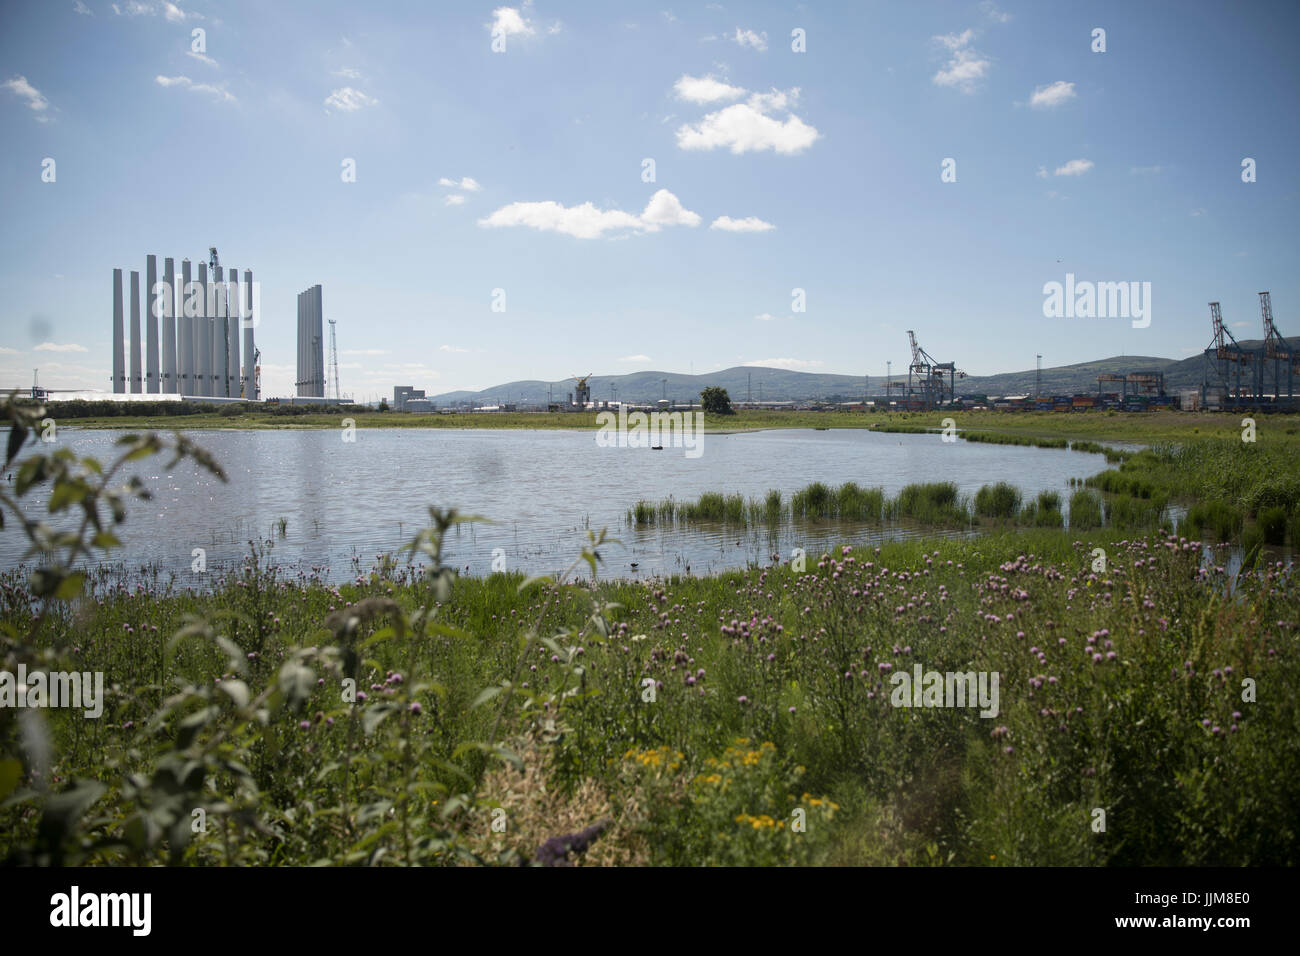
[[378, 399, 390, 412], [700, 386, 734, 416]]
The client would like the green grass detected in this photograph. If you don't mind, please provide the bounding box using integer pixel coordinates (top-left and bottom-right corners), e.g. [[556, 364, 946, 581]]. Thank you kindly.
[[1184, 501, 1244, 541], [891, 482, 969, 525], [1069, 489, 1104, 530], [974, 482, 1022, 519], [4, 524, 1298, 867]]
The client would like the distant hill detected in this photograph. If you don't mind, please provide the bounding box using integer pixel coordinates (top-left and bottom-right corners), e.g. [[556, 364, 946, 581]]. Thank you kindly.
[[427, 337, 1300, 406]]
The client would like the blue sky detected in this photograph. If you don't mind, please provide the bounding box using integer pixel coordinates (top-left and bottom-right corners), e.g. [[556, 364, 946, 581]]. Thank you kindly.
[[1, 0, 1298, 400]]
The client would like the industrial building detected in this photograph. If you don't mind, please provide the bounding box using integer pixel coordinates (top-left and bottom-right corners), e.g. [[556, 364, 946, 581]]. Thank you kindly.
[[393, 385, 426, 410], [109, 247, 258, 400], [296, 284, 325, 398]]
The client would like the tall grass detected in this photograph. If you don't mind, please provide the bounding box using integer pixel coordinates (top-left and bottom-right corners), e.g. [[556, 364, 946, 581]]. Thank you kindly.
[[1184, 501, 1243, 540], [974, 482, 1021, 519], [837, 482, 884, 521], [791, 481, 834, 519], [963, 432, 1068, 450], [1068, 489, 1104, 530], [890, 482, 969, 525]]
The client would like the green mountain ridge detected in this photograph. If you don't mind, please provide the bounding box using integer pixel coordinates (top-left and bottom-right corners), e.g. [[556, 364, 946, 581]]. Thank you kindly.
[[427, 338, 1300, 406]]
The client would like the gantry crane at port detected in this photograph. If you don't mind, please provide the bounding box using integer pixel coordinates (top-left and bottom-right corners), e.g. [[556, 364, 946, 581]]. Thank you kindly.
[[1203, 301, 1258, 404], [1259, 291, 1298, 401], [905, 330, 966, 409]]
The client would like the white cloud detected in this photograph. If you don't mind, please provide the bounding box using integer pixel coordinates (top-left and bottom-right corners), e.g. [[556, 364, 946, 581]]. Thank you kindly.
[[710, 215, 775, 232], [439, 345, 469, 353], [489, 6, 535, 37], [1190, 208, 1207, 217], [674, 73, 746, 104], [324, 87, 378, 112], [732, 27, 767, 51], [439, 176, 481, 191], [1036, 166, 1048, 179], [0, 346, 20, 355], [662, 10, 678, 24], [113, 0, 203, 18], [1029, 80, 1076, 109], [333, 67, 363, 79], [1054, 158, 1093, 176], [640, 188, 702, 228], [745, 357, 823, 370], [186, 50, 217, 67], [478, 188, 700, 239], [980, 1, 1012, 23], [445, 194, 466, 206], [754, 313, 775, 321], [34, 342, 88, 353], [935, 28, 975, 50], [74, 1, 93, 14], [618, 354, 653, 362], [932, 30, 989, 93], [676, 89, 819, 154], [155, 75, 236, 103], [2, 75, 50, 116]]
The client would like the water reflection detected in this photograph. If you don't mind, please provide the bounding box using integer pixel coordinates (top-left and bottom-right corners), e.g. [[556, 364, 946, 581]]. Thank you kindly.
[[4, 427, 1108, 583]]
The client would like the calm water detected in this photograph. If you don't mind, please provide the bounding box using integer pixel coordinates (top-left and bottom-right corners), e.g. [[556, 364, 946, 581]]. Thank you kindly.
[[3, 427, 1108, 583]]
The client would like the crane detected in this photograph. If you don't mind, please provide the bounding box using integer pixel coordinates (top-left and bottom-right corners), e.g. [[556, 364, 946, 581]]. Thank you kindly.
[[328, 319, 340, 401], [905, 330, 965, 408], [1203, 301, 1255, 401], [571, 373, 593, 407], [1259, 291, 1298, 400]]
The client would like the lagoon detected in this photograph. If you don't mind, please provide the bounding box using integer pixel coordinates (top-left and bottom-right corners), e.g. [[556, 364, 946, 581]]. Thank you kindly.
[[3, 427, 1107, 583]]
